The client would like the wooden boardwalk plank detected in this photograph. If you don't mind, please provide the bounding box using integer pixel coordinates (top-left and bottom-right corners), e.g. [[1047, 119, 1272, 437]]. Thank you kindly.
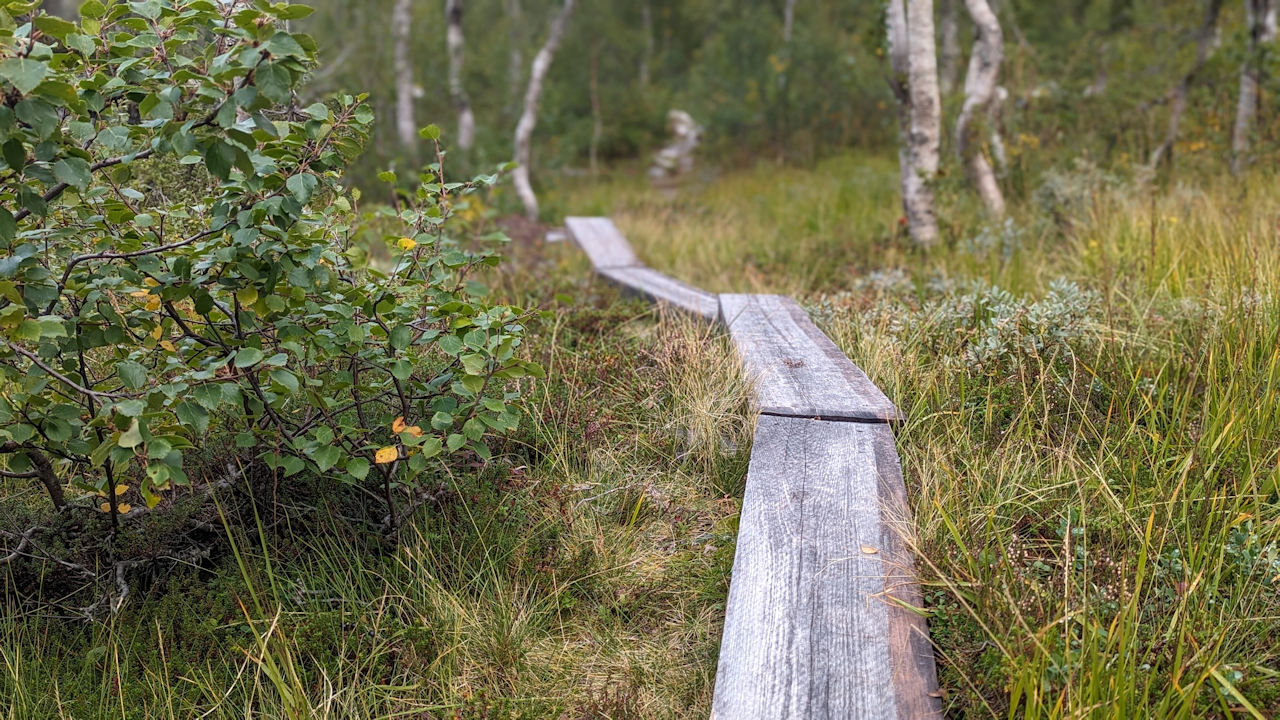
[[564, 216, 640, 269], [598, 266, 719, 320], [719, 294, 902, 422], [712, 417, 939, 719]]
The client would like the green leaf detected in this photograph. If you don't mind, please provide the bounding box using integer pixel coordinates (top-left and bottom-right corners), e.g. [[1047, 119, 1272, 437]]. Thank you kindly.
[[53, 157, 92, 191], [419, 124, 441, 141], [420, 436, 443, 459], [235, 432, 257, 448], [32, 15, 77, 40], [118, 419, 144, 449], [234, 347, 264, 368], [286, 173, 318, 204], [205, 141, 236, 180], [461, 353, 486, 375], [390, 359, 413, 381], [389, 325, 412, 350], [446, 433, 465, 451], [346, 457, 370, 481], [116, 361, 148, 390], [438, 335, 464, 356], [255, 62, 293, 105], [128, 0, 161, 19], [0, 58, 48, 94], [175, 401, 209, 434], [270, 369, 299, 394], [311, 445, 341, 473]]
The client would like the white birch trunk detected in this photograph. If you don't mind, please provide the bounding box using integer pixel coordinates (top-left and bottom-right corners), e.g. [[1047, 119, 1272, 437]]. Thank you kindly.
[[1149, 0, 1224, 170], [783, 0, 798, 45], [392, 0, 417, 153], [1232, 0, 1277, 175], [955, 0, 1005, 217], [512, 0, 577, 221], [445, 0, 475, 151], [888, 0, 942, 246]]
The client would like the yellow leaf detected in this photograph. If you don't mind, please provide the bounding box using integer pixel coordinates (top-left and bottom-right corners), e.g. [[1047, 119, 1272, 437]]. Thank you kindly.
[[114, 484, 129, 496], [143, 277, 159, 287], [391, 416, 407, 433], [146, 493, 162, 509], [117, 504, 132, 514], [375, 446, 398, 464], [99, 502, 111, 513], [150, 325, 163, 340], [397, 236, 417, 251], [860, 545, 879, 555], [405, 425, 424, 438], [129, 290, 149, 299], [160, 340, 176, 352], [145, 295, 161, 312]]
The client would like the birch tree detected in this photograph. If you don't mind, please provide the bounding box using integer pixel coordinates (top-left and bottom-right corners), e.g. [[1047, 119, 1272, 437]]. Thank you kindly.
[[392, 0, 417, 153], [1231, 0, 1277, 175], [887, 0, 943, 245], [512, 0, 577, 220], [955, 0, 1005, 217], [445, 0, 476, 151], [1149, 0, 1224, 171]]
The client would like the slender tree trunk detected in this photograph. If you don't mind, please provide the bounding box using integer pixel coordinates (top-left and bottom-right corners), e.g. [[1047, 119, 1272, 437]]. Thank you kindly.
[[392, 0, 417, 153], [512, 0, 577, 220], [783, 0, 798, 44], [955, 0, 1005, 217], [445, 0, 476, 151], [888, 0, 943, 245], [1232, 0, 1277, 175], [506, 0, 524, 113], [1149, 0, 1225, 171], [589, 40, 603, 174], [939, 0, 962, 95], [639, 0, 653, 86]]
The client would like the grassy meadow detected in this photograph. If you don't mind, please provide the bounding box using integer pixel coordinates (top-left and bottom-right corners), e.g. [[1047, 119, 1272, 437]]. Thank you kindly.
[[550, 154, 1280, 717], [4, 152, 1278, 718]]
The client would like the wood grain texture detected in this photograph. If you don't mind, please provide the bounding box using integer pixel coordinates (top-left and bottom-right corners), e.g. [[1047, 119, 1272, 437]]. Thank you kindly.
[[598, 266, 719, 320], [564, 216, 640, 269], [712, 417, 939, 719], [719, 294, 903, 422], [872, 425, 944, 720]]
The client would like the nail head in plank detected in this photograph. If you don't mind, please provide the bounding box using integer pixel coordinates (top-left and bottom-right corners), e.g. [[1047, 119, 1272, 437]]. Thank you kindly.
[[564, 216, 640, 269], [712, 417, 939, 719], [719, 294, 903, 422], [598, 266, 719, 320]]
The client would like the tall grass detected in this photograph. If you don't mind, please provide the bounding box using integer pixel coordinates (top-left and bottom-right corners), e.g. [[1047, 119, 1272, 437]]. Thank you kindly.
[[555, 159, 1280, 717], [1, 308, 754, 719]]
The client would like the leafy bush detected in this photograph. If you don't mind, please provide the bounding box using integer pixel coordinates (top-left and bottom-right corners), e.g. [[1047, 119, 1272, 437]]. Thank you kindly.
[[0, 0, 537, 525]]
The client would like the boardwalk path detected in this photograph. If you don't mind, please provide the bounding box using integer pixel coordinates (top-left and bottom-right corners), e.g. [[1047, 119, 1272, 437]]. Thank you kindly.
[[563, 217, 941, 720]]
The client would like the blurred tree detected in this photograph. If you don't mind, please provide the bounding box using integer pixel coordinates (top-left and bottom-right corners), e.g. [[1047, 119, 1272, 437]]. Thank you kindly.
[[888, 0, 943, 245], [1231, 0, 1277, 174], [956, 0, 1006, 216], [446, 0, 476, 151], [393, 0, 418, 154], [513, 0, 577, 219]]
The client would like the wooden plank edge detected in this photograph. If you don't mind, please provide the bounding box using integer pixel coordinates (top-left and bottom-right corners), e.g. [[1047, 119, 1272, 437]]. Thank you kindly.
[[871, 424, 944, 719], [563, 216, 642, 270], [597, 266, 719, 321], [718, 293, 905, 423]]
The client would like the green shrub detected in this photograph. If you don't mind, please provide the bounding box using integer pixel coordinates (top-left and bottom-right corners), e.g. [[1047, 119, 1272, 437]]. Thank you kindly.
[[0, 0, 538, 525]]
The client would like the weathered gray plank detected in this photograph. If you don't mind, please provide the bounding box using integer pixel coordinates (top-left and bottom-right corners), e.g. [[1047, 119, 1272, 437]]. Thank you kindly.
[[719, 294, 902, 422], [712, 417, 938, 719], [564, 216, 640, 269], [598, 266, 719, 320], [872, 425, 944, 720]]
